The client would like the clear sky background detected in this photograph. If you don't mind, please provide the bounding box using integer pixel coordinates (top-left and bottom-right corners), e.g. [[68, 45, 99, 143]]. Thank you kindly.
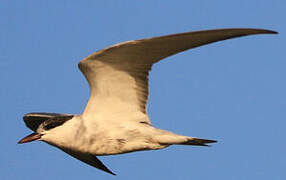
[[1, 1, 285, 180]]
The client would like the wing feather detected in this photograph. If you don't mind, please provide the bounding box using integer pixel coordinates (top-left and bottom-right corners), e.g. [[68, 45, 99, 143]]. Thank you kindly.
[[78, 28, 277, 123], [60, 148, 116, 175]]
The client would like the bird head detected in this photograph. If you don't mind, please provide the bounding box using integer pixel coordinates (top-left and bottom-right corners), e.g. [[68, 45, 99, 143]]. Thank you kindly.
[[18, 113, 74, 144]]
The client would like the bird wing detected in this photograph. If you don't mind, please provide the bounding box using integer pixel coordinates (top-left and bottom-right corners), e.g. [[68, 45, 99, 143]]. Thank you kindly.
[[78, 28, 276, 124], [60, 148, 116, 175]]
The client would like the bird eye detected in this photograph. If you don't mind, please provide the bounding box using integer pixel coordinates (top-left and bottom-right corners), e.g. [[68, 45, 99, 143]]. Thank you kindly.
[[44, 123, 57, 130]]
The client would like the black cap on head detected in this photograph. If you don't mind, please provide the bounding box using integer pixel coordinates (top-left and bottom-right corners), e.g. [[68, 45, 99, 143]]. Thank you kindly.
[[23, 113, 74, 132]]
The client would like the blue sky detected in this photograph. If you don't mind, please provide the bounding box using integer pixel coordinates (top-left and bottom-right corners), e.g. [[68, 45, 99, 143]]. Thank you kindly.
[[1, 1, 285, 180]]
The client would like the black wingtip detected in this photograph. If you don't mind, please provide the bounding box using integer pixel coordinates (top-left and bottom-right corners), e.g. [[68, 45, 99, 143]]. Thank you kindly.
[[105, 168, 116, 176], [110, 172, 117, 176], [89, 155, 117, 176]]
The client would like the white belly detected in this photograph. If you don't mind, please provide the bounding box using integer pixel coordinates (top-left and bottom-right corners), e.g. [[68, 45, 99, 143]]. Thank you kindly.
[[85, 125, 168, 155]]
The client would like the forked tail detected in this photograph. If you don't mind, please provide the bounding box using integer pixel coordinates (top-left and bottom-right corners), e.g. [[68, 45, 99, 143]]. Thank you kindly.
[[179, 137, 217, 146], [155, 131, 217, 147]]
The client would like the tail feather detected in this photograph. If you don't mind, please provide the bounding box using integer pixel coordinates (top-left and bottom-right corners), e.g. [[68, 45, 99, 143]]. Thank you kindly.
[[181, 138, 217, 147], [156, 131, 217, 147]]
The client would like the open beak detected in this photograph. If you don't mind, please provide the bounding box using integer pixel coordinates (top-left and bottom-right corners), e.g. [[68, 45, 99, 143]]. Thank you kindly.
[[18, 133, 43, 144]]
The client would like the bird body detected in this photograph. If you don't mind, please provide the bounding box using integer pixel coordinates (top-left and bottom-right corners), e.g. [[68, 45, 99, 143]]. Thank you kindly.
[[19, 28, 277, 175], [34, 113, 207, 156]]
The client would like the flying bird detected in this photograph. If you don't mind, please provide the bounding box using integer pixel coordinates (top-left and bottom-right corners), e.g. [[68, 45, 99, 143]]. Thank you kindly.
[[19, 28, 277, 175]]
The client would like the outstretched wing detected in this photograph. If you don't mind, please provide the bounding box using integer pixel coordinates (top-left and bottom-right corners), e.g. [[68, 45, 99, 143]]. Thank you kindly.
[[78, 28, 276, 124], [60, 148, 116, 175]]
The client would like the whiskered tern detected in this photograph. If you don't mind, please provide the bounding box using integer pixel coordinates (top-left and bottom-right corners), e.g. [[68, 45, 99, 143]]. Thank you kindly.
[[19, 28, 277, 175]]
